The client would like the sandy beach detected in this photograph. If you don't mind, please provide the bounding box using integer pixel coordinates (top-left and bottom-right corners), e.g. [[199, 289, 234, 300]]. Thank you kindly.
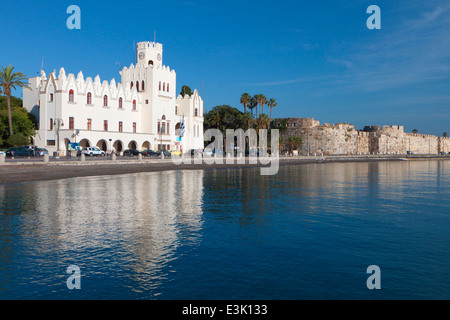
[[0, 155, 448, 185]]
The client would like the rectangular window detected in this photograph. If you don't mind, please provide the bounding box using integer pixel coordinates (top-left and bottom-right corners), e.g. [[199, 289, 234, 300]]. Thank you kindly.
[[87, 118, 92, 131], [49, 93, 53, 102], [47, 140, 55, 146], [161, 123, 166, 135], [119, 121, 123, 133], [104, 120, 108, 132], [158, 122, 161, 134], [167, 123, 170, 135], [133, 122, 136, 133], [69, 117, 74, 130], [145, 100, 149, 104]]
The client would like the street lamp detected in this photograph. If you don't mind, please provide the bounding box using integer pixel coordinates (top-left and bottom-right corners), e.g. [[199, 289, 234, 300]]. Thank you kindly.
[[53, 118, 64, 157]]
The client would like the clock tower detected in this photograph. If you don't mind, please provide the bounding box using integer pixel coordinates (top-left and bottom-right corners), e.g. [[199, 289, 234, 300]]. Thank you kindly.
[[136, 41, 163, 68]]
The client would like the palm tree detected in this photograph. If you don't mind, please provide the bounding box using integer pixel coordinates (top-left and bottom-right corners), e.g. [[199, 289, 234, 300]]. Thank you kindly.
[[241, 111, 254, 130], [209, 110, 222, 129], [267, 98, 277, 119], [412, 129, 419, 134], [240, 93, 251, 114], [287, 136, 302, 154], [256, 113, 271, 130], [248, 96, 257, 117], [255, 94, 267, 115], [0, 65, 30, 136]]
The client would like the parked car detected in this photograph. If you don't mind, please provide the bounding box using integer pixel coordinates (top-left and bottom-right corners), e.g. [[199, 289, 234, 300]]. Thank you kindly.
[[157, 149, 171, 158], [142, 149, 158, 157], [170, 150, 182, 157], [203, 148, 213, 157], [123, 149, 141, 157], [407, 151, 414, 155], [184, 149, 201, 157], [81, 147, 106, 157], [245, 149, 260, 157], [0, 151, 5, 156], [5, 147, 34, 157], [440, 151, 446, 155], [35, 148, 49, 156]]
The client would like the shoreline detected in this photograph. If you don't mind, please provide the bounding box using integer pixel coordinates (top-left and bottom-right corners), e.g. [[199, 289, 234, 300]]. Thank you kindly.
[[0, 155, 448, 186]]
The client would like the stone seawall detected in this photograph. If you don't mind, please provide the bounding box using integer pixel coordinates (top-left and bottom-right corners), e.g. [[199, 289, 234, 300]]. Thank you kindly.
[[275, 117, 449, 155]]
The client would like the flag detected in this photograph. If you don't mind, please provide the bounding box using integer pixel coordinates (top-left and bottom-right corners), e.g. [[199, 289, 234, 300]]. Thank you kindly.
[[180, 116, 185, 137]]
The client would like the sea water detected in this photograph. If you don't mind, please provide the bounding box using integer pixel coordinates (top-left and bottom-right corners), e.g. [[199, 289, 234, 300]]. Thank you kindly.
[[0, 160, 449, 299]]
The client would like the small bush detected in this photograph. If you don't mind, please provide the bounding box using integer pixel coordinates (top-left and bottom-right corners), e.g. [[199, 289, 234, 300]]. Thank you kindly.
[[7, 133, 29, 147]]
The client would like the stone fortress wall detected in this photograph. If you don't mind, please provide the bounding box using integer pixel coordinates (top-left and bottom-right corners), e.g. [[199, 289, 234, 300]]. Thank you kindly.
[[275, 117, 450, 155]]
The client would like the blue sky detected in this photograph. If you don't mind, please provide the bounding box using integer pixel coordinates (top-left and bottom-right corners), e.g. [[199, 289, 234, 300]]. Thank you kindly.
[[1, 0, 449, 135]]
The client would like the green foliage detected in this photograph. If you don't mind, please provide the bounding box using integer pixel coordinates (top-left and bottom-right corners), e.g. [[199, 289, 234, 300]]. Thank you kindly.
[[240, 93, 252, 113], [204, 105, 245, 132], [0, 99, 36, 146], [443, 132, 448, 138], [180, 85, 193, 97], [287, 136, 302, 153], [7, 133, 29, 146], [0, 95, 23, 109]]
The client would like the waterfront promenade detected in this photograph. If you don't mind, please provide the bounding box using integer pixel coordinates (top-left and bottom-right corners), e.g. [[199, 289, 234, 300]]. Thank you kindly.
[[1, 154, 448, 185]]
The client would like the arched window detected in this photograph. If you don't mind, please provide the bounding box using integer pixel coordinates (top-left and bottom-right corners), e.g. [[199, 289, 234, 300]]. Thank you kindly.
[[162, 115, 166, 120], [141, 81, 145, 91], [159, 82, 161, 91], [148, 60, 153, 66], [195, 108, 198, 117], [175, 106, 178, 115], [69, 89, 74, 102], [133, 100, 136, 111], [130, 82, 133, 89], [103, 95, 108, 107], [119, 97, 123, 109], [50, 118, 53, 130], [87, 92, 92, 105], [136, 81, 139, 92], [167, 83, 169, 92]]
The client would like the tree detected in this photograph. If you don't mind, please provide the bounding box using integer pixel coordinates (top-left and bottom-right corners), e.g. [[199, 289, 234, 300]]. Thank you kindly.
[[248, 96, 257, 116], [267, 98, 277, 119], [0, 65, 30, 136], [256, 113, 271, 131], [255, 94, 267, 116], [0, 107, 36, 145], [0, 96, 36, 146], [412, 129, 419, 134], [444, 132, 448, 138], [7, 133, 29, 146], [179, 85, 193, 97], [287, 136, 302, 154], [240, 93, 251, 114], [240, 111, 254, 130]]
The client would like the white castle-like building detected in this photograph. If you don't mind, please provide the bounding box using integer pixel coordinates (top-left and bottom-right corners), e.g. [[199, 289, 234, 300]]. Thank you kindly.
[[23, 41, 204, 155]]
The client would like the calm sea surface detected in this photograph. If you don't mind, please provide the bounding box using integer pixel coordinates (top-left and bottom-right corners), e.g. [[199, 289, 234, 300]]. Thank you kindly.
[[0, 160, 449, 300]]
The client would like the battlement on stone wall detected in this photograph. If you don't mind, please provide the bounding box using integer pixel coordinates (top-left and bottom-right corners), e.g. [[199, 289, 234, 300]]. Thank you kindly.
[[136, 41, 163, 51]]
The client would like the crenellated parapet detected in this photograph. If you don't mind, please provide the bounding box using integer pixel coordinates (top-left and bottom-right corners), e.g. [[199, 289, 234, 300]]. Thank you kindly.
[[35, 67, 140, 102], [136, 41, 163, 51]]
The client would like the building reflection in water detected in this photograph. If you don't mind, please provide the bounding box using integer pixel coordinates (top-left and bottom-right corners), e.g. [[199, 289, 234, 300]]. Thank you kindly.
[[0, 170, 204, 298]]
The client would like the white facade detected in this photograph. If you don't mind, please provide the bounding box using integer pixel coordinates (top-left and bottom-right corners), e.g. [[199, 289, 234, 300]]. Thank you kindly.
[[23, 41, 204, 155]]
